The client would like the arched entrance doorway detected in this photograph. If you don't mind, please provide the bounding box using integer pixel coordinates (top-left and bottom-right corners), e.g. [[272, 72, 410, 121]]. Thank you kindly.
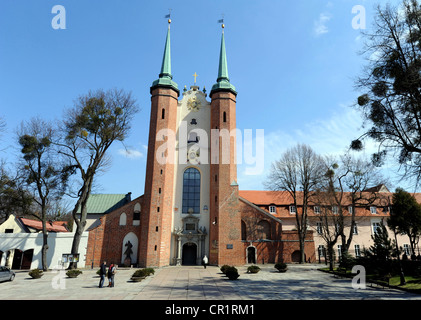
[[247, 246, 256, 264], [182, 243, 197, 265], [291, 250, 306, 263]]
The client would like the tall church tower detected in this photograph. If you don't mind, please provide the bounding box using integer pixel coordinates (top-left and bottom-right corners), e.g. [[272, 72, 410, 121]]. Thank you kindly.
[[140, 20, 244, 267], [139, 19, 179, 267], [209, 24, 243, 266]]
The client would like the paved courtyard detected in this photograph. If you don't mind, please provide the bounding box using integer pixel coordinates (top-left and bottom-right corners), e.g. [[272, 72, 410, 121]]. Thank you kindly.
[[1, 264, 420, 300]]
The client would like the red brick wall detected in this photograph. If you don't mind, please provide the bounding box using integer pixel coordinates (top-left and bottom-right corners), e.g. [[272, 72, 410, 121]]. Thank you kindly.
[[139, 86, 179, 268], [86, 196, 144, 267], [209, 90, 244, 266], [239, 198, 316, 264]]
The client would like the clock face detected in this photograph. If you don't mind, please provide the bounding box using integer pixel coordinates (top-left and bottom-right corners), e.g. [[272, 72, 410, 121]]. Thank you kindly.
[[187, 97, 201, 112]]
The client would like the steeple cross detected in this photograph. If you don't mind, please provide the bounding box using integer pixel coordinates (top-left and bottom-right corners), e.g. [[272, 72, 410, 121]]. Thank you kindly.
[[193, 72, 198, 85]]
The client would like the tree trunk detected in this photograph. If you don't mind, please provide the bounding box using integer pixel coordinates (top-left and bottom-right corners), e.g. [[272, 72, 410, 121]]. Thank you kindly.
[[394, 230, 406, 285], [300, 236, 306, 264], [327, 245, 335, 271], [68, 178, 92, 269], [41, 219, 49, 271]]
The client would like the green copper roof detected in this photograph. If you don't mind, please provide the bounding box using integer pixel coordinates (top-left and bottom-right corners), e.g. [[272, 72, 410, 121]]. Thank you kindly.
[[151, 24, 179, 93], [211, 30, 237, 96], [77, 193, 131, 214]]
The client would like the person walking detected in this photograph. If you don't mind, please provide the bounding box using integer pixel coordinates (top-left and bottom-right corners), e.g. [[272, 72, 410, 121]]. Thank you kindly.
[[202, 255, 208, 269], [107, 263, 116, 287], [99, 261, 107, 288]]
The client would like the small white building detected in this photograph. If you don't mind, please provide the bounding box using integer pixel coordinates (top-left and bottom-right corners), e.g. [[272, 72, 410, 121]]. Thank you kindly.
[[0, 214, 88, 270]]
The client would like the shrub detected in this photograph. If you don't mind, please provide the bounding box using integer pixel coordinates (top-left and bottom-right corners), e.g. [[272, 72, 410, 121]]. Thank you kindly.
[[144, 268, 155, 276], [28, 269, 44, 279], [275, 263, 287, 272], [131, 268, 155, 282], [247, 265, 261, 274], [132, 269, 148, 278], [339, 251, 356, 270], [66, 269, 83, 278], [225, 266, 240, 280], [220, 265, 230, 274]]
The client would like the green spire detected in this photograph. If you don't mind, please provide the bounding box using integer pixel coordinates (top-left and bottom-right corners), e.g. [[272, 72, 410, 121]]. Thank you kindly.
[[160, 24, 172, 78], [151, 22, 179, 94], [217, 31, 229, 82], [211, 26, 236, 97]]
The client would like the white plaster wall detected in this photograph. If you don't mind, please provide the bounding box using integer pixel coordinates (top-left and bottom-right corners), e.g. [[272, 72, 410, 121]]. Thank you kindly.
[[0, 232, 89, 269], [170, 87, 211, 263], [0, 215, 27, 233]]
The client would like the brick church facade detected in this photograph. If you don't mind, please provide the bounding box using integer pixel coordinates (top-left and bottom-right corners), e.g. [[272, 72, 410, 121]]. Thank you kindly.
[[86, 20, 314, 268]]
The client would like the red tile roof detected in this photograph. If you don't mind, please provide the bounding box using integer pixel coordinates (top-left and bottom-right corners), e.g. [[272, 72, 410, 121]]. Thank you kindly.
[[239, 190, 421, 218], [20, 218, 69, 232]]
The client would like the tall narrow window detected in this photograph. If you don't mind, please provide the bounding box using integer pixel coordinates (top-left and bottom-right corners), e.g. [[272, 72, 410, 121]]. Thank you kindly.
[[162, 108, 165, 119], [182, 168, 201, 214], [223, 111, 227, 122]]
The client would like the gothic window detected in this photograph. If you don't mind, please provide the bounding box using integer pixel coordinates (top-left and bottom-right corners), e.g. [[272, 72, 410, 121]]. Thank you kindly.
[[182, 168, 201, 214], [133, 203, 141, 226], [241, 220, 247, 241], [119, 212, 127, 226]]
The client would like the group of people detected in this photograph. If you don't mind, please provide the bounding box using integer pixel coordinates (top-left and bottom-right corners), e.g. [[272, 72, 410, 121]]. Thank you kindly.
[[98, 255, 208, 288], [99, 261, 117, 288]]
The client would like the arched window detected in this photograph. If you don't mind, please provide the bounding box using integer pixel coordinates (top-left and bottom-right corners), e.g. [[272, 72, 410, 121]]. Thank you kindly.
[[182, 168, 200, 214], [241, 220, 247, 241], [119, 212, 127, 226]]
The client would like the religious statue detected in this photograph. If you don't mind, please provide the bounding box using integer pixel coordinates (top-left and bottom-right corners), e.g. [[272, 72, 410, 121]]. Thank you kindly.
[[124, 241, 133, 260]]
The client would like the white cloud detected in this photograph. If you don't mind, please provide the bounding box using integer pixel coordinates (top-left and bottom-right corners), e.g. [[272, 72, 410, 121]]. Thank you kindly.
[[314, 13, 332, 36], [118, 148, 144, 159]]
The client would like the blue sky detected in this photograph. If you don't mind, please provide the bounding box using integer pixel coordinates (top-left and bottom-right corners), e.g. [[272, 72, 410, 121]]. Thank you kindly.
[[0, 0, 410, 202]]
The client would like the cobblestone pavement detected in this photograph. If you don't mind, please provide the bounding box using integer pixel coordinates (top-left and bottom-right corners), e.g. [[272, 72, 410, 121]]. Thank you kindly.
[[0, 264, 420, 300]]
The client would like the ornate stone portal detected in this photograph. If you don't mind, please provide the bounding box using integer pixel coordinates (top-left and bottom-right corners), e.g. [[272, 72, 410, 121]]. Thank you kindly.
[[173, 214, 207, 266]]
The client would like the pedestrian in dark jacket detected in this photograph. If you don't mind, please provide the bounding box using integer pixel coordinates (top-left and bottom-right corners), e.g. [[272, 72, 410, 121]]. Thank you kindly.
[[99, 261, 107, 288]]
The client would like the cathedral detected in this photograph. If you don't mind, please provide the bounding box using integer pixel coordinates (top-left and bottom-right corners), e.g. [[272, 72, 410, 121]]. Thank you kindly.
[[85, 20, 314, 268]]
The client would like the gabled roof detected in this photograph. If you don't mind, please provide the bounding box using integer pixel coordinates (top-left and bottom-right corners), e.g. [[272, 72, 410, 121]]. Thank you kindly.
[[77, 193, 131, 215], [239, 196, 282, 224], [239, 190, 294, 205], [20, 218, 69, 232]]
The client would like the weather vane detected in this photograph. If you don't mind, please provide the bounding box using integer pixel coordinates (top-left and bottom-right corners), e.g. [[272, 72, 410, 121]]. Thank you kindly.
[[165, 9, 172, 24], [218, 14, 225, 29]]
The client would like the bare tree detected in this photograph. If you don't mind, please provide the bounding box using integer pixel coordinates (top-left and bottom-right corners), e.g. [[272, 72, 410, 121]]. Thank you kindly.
[[265, 144, 325, 263], [17, 118, 67, 270], [352, 0, 421, 190], [58, 88, 138, 269]]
